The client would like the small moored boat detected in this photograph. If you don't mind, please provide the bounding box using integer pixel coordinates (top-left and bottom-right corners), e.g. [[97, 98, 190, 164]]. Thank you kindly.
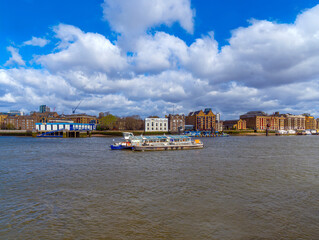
[[110, 141, 132, 150]]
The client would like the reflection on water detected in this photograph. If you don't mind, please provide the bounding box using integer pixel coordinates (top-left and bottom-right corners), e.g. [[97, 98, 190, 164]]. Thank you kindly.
[[1, 136, 319, 239]]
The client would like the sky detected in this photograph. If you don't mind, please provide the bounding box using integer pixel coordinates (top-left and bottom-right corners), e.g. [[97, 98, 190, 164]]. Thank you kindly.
[[1, 0, 319, 119]]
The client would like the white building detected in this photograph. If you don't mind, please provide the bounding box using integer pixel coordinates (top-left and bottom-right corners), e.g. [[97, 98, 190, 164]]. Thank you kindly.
[[35, 122, 96, 131], [145, 118, 168, 132]]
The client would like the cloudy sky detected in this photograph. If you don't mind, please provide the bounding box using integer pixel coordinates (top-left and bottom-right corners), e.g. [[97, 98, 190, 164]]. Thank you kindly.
[[1, 0, 319, 119]]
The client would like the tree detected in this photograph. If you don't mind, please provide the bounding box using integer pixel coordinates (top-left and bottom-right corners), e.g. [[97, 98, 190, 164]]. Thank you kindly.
[[124, 115, 143, 130], [99, 114, 118, 130], [5, 123, 15, 130]]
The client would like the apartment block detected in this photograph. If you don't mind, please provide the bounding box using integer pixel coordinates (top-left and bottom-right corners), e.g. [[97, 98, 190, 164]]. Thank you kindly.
[[283, 114, 305, 130], [5, 115, 35, 130], [304, 114, 316, 129], [240, 111, 284, 130]]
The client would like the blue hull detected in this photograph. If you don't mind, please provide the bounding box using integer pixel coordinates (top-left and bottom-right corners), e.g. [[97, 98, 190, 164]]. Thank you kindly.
[[110, 145, 132, 150]]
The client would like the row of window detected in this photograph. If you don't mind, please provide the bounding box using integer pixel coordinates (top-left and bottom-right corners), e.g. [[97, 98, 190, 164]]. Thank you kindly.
[[146, 128, 166, 131], [146, 122, 167, 127]]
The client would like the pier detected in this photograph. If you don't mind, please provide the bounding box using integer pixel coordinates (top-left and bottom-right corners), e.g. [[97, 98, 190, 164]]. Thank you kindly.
[[34, 122, 95, 138], [34, 129, 91, 138]]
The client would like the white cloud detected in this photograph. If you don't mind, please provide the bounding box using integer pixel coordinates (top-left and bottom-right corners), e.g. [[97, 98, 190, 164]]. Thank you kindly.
[[23, 37, 50, 47], [36, 24, 128, 75], [102, 0, 194, 37], [4, 46, 26, 66], [0, 93, 16, 103], [2, 4, 319, 119], [131, 32, 188, 73]]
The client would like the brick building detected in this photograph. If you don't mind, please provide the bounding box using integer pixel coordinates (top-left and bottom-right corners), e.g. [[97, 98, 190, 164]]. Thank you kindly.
[[4, 115, 35, 130], [166, 114, 185, 133], [186, 108, 216, 131], [0, 114, 8, 128], [304, 114, 316, 129], [240, 111, 285, 130], [283, 114, 305, 130], [223, 119, 247, 130]]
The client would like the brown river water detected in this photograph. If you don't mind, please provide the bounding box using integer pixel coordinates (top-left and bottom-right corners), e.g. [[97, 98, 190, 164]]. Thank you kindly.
[[1, 136, 319, 239]]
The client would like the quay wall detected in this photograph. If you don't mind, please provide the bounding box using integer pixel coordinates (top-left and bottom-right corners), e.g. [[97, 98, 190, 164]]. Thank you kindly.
[[0, 130, 32, 136]]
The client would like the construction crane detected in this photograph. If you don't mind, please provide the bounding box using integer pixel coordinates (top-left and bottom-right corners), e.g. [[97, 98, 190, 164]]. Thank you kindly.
[[72, 100, 82, 114]]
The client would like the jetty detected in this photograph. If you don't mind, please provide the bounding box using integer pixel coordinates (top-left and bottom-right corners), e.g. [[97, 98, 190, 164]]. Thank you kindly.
[[35, 122, 95, 138]]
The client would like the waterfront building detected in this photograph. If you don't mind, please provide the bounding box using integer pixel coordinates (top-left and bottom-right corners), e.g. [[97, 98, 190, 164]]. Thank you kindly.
[[0, 114, 8, 128], [166, 114, 185, 133], [35, 122, 95, 131], [283, 114, 305, 130], [4, 115, 35, 130], [145, 118, 168, 132], [303, 114, 316, 129], [185, 108, 216, 131], [240, 111, 284, 130], [223, 119, 247, 130], [39, 105, 50, 113]]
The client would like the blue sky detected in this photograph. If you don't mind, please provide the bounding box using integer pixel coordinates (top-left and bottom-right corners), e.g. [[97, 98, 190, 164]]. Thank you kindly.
[[1, 0, 319, 118]]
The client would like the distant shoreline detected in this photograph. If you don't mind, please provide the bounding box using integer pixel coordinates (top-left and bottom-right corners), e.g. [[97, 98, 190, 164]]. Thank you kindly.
[[0, 130, 303, 137]]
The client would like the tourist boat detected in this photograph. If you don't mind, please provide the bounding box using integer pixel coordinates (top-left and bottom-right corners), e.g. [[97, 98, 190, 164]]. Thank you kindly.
[[110, 133, 203, 151], [131, 135, 204, 151]]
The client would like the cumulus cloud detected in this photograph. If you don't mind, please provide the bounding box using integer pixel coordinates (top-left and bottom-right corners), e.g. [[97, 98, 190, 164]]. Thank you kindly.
[[102, 0, 194, 36], [2, 4, 319, 118], [36, 24, 128, 76], [0, 93, 16, 103], [131, 32, 188, 73], [203, 6, 319, 88], [4, 46, 26, 66], [23, 37, 50, 47]]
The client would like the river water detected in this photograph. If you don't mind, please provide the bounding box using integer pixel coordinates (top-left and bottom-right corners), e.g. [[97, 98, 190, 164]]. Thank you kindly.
[[0, 136, 318, 239]]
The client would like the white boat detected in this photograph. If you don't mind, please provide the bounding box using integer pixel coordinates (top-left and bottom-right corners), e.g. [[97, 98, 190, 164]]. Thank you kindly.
[[132, 135, 203, 151], [276, 130, 288, 135], [110, 133, 203, 151], [302, 130, 312, 135], [287, 130, 296, 134]]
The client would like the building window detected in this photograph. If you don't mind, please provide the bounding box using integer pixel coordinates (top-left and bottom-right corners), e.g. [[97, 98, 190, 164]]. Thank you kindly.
[[147, 123, 149, 126]]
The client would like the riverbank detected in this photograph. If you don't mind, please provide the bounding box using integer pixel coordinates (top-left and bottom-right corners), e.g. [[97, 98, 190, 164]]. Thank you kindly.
[[0, 129, 307, 137], [0, 130, 32, 137]]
